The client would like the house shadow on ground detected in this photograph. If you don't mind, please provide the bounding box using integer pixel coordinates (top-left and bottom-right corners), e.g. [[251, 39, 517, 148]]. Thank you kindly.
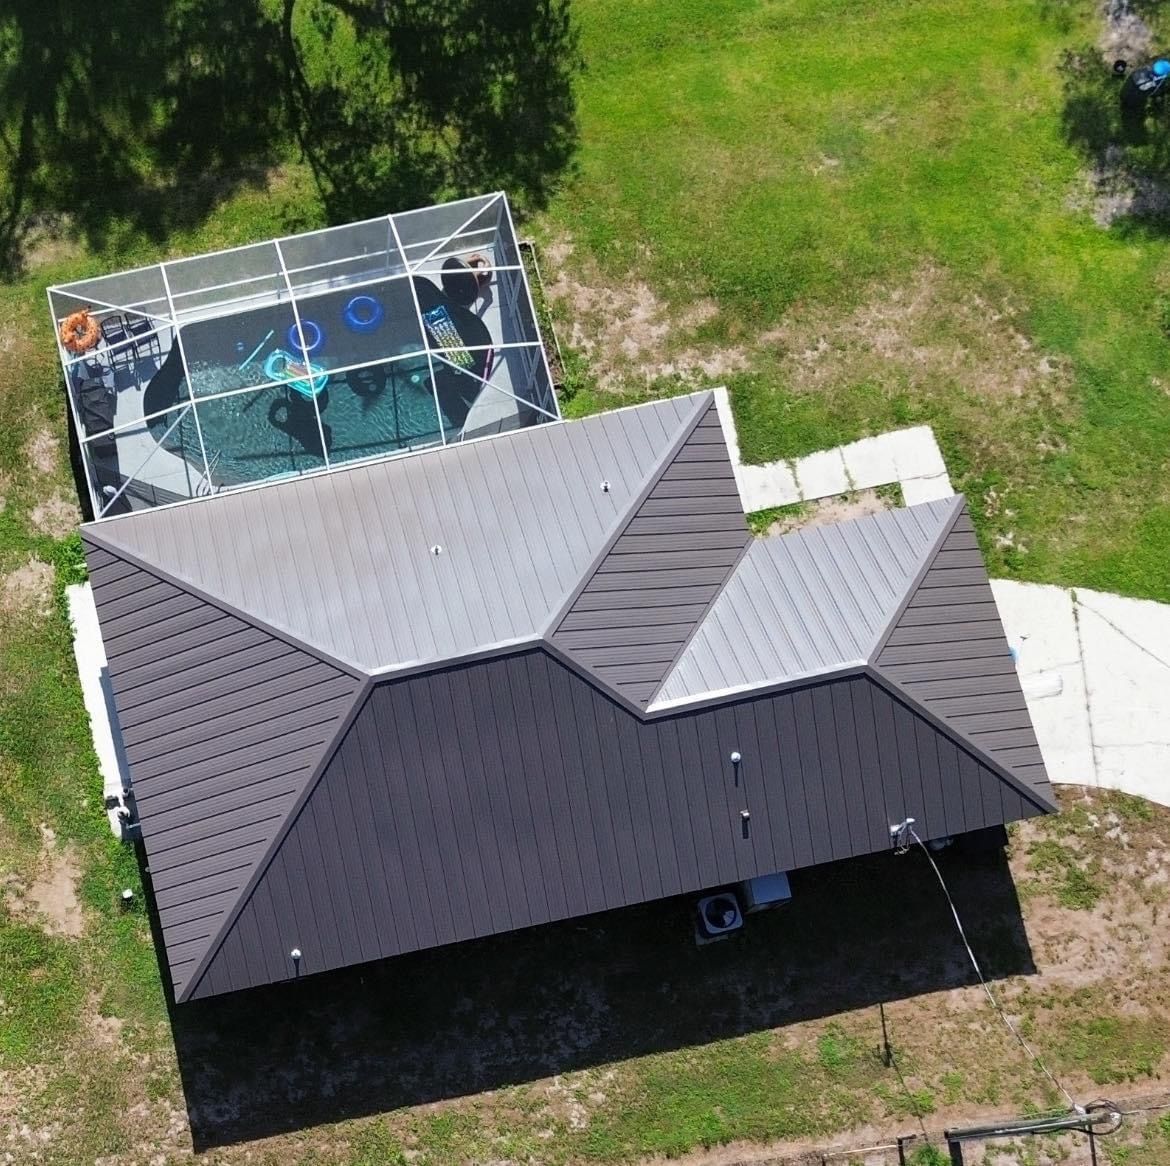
[[157, 841, 1036, 1151]]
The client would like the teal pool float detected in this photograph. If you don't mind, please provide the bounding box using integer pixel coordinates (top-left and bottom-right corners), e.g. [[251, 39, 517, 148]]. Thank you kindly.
[[263, 348, 328, 398]]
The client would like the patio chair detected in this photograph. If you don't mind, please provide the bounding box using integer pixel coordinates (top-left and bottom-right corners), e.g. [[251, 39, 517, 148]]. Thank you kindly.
[[99, 314, 135, 365], [126, 314, 161, 358]]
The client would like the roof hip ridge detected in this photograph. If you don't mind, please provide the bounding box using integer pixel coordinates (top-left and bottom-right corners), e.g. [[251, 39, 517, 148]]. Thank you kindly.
[[863, 664, 1058, 814], [539, 390, 717, 640], [177, 677, 373, 1001], [82, 529, 368, 680], [863, 493, 966, 664]]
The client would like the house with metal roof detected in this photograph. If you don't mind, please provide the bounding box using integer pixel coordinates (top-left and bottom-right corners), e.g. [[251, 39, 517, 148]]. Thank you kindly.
[[80, 383, 1056, 1002]]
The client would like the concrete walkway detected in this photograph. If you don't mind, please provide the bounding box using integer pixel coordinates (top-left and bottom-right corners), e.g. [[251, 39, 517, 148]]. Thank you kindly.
[[712, 388, 954, 509], [993, 581, 1170, 805], [67, 583, 133, 838], [711, 387, 1170, 809]]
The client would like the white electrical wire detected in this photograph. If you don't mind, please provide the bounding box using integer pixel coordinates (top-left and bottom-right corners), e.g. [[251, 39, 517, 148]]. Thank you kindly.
[[900, 823, 1079, 1114]]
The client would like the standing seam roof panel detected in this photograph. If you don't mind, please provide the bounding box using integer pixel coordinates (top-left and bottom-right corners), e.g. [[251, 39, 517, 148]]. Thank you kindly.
[[83, 538, 362, 1000], [187, 655, 1050, 1000], [91, 395, 704, 672]]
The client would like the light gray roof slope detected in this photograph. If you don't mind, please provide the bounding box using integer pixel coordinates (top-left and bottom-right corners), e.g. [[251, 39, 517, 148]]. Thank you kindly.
[[652, 497, 957, 708], [90, 394, 705, 674]]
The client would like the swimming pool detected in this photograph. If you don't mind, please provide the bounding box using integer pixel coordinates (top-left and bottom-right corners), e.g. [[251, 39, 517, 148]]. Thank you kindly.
[[143, 273, 488, 487]]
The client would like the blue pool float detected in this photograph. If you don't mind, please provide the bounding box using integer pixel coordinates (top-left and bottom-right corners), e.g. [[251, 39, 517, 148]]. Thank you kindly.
[[263, 348, 328, 399], [343, 294, 384, 334], [287, 319, 324, 355]]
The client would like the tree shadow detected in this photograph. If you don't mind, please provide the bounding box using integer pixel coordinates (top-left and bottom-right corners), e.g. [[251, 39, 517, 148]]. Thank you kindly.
[[1060, 45, 1170, 236], [0, 0, 580, 276], [153, 841, 1037, 1151]]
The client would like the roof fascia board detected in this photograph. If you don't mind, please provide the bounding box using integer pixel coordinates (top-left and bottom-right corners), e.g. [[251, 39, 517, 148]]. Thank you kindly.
[[177, 675, 374, 1002], [540, 391, 718, 639], [863, 494, 966, 664], [863, 664, 1059, 814], [83, 530, 367, 680]]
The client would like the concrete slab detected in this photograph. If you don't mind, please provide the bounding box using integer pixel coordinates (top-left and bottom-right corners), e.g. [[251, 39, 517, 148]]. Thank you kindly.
[[886, 426, 948, 480], [901, 472, 955, 505], [1076, 590, 1170, 807], [990, 580, 1095, 788], [841, 434, 899, 490], [794, 448, 850, 499], [739, 461, 801, 512], [67, 583, 133, 838]]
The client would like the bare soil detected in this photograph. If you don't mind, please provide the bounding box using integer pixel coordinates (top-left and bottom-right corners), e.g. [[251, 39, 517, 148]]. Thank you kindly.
[[29, 494, 80, 539], [1100, 0, 1153, 63], [0, 558, 54, 618], [4, 840, 84, 938], [762, 489, 895, 537], [24, 427, 60, 476], [764, 264, 1068, 402], [543, 238, 750, 387]]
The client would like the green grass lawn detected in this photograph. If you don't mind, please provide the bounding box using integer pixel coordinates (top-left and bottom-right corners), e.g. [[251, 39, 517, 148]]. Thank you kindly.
[[548, 0, 1170, 601], [4, 0, 1170, 1161]]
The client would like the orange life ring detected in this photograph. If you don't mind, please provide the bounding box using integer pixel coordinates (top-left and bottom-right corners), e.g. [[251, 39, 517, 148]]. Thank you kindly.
[[59, 308, 101, 355]]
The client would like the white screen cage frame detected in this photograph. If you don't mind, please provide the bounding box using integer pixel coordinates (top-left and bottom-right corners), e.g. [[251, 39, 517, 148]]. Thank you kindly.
[[49, 192, 561, 520]]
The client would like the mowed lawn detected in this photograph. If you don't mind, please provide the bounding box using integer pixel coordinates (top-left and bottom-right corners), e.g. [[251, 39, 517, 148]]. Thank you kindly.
[[550, 0, 1170, 600], [3, 0, 1170, 1163]]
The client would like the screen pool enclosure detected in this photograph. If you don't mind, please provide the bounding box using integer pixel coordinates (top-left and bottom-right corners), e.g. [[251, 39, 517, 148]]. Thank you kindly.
[[49, 193, 559, 518]]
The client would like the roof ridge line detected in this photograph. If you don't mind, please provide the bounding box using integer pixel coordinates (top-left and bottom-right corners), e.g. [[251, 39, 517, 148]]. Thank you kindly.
[[178, 677, 373, 1002], [864, 665, 1058, 814], [539, 391, 717, 641], [863, 495, 966, 664], [83, 531, 367, 680]]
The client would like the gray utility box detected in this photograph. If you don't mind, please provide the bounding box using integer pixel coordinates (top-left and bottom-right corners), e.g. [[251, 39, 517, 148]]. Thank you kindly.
[[740, 870, 793, 913]]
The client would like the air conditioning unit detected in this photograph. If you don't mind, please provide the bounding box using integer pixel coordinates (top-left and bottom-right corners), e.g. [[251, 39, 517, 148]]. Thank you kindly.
[[695, 892, 743, 945]]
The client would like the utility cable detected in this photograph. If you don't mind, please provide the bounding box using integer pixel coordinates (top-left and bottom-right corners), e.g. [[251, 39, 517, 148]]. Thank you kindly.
[[891, 819, 1079, 1114]]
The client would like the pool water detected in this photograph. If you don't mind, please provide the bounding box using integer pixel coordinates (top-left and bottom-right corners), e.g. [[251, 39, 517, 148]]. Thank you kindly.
[[143, 272, 475, 487], [150, 366, 449, 486]]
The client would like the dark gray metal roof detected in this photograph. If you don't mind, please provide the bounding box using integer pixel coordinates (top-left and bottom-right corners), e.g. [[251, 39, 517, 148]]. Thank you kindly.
[[83, 541, 363, 1001], [186, 655, 1051, 999], [549, 397, 751, 707], [80, 392, 1057, 1002]]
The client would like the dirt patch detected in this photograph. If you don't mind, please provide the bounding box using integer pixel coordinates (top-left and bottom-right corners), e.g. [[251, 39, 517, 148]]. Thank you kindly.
[[25, 427, 60, 475], [5, 841, 84, 938], [1080, 144, 1170, 228], [84, 994, 125, 1050], [29, 494, 81, 539], [764, 263, 1068, 402], [543, 238, 750, 387], [1100, 0, 1153, 63], [761, 489, 896, 536], [0, 558, 54, 619]]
